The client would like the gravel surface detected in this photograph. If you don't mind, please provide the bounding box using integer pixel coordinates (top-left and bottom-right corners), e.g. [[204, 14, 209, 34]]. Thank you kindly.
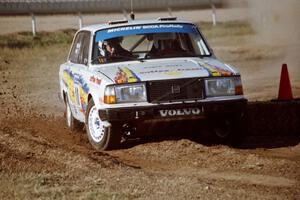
[[1, 3, 300, 199]]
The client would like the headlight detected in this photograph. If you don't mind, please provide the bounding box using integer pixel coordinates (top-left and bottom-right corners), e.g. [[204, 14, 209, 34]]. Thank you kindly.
[[104, 85, 116, 104], [104, 83, 147, 104], [205, 77, 243, 97]]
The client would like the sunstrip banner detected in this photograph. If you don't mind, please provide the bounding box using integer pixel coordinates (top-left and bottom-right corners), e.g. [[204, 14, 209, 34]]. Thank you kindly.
[[95, 23, 198, 42]]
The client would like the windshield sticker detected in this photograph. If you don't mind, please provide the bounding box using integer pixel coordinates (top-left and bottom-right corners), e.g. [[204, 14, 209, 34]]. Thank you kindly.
[[115, 67, 141, 84], [95, 23, 198, 42], [63, 69, 89, 113]]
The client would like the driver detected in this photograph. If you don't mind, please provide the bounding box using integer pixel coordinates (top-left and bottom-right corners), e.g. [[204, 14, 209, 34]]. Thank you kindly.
[[98, 37, 133, 63]]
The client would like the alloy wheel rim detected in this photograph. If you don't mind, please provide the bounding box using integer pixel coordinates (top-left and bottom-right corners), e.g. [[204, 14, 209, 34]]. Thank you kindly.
[[88, 105, 105, 142]]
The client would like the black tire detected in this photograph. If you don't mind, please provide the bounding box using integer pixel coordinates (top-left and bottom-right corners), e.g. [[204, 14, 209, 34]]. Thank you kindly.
[[211, 115, 246, 147], [65, 96, 82, 132], [85, 99, 122, 150], [231, 116, 247, 147]]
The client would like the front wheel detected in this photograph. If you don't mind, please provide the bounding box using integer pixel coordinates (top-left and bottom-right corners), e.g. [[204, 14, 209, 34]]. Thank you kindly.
[[85, 99, 122, 150]]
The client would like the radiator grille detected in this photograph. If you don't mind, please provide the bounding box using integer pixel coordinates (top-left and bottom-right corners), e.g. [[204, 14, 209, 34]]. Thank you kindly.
[[147, 78, 204, 103]]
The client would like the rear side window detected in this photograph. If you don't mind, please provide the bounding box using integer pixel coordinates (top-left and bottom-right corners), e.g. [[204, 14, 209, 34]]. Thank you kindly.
[[69, 31, 90, 65]]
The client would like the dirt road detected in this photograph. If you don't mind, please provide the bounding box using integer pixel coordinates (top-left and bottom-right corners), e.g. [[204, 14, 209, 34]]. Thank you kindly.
[[1, 26, 300, 199], [1, 1, 300, 198]]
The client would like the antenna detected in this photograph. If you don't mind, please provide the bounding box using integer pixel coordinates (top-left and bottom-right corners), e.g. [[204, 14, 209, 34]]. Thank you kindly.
[[130, 0, 135, 20]]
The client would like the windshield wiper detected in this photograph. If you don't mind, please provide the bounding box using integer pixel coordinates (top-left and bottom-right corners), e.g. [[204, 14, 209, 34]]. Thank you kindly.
[[181, 52, 208, 58], [111, 55, 143, 62]]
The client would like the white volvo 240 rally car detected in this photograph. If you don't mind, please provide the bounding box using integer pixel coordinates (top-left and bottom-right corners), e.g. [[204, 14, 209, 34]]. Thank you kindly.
[[59, 17, 247, 150]]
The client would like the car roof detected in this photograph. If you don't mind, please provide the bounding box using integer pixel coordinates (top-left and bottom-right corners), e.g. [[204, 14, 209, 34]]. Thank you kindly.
[[80, 18, 196, 34]]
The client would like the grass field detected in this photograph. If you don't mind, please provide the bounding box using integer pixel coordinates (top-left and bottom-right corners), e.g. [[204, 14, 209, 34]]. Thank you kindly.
[[0, 21, 253, 48]]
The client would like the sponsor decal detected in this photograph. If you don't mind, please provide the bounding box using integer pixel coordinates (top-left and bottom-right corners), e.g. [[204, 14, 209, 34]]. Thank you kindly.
[[114, 67, 141, 84], [199, 61, 233, 77], [107, 24, 184, 34], [95, 23, 198, 42], [139, 67, 203, 75], [63, 69, 89, 113], [159, 108, 202, 117], [164, 71, 182, 76], [90, 76, 101, 85], [63, 70, 76, 103], [213, 65, 234, 76], [144, 64, 182, 69]]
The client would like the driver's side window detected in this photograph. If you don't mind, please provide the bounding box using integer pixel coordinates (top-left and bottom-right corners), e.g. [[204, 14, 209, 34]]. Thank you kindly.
[[69, 31, 90, 65]]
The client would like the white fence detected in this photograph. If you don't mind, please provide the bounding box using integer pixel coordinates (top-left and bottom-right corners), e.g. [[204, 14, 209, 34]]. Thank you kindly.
[[0, 0, 222, 14], [0, 0, 222, 35]]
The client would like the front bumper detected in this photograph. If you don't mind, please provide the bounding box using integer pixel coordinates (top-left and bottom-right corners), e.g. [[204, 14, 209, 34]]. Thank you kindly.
[[99, 98, 247, 122]]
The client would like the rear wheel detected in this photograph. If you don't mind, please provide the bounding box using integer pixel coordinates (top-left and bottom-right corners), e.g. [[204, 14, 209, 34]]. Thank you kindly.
[[211, 116, 246, 147], [85, 99, 122, 150]]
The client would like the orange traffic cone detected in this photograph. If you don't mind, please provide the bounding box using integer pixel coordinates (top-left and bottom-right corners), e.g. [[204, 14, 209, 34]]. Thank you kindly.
[[278, 63, 293, 101]]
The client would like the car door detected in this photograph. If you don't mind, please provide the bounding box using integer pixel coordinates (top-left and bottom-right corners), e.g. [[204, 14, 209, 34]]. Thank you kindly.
[[67, 31, 91, 121]]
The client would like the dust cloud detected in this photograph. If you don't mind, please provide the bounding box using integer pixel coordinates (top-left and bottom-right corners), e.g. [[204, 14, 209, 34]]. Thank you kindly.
[[247, 0, 300, 44], [246, 0, 300, 91], [247, 0, 300, 65]]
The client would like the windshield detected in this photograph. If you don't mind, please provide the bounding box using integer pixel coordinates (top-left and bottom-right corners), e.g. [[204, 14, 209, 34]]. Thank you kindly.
[[92, 23, 211, 64]]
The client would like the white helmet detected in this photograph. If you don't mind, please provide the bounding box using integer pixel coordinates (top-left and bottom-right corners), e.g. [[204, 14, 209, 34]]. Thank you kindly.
[[98, 41, 106, 56]]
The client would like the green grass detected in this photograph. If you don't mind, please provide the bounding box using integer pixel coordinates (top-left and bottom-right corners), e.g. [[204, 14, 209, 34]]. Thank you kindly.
[[0, 29, 76, 49], [0, 21, 254, 49], [197, 21, 254, 39]]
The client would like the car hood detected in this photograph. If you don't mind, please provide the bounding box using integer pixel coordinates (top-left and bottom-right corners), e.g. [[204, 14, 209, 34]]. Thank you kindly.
[[95, 57, 239, 84]]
